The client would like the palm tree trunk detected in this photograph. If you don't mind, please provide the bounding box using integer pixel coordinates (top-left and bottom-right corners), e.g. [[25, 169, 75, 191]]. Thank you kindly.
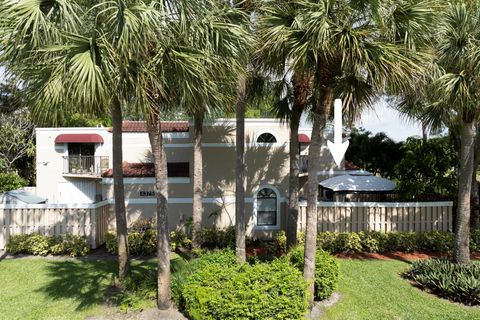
[[455, 120, 476, 264], [146, 113, 171, 309], [287, 71, 311, 249], [192, 115, 203, 249], [304, 86, 333, 306], [236, 74, 247, 263], [421, 123, 428, 142], [111, 97, 130, 280], [471, 127, 480, 230]]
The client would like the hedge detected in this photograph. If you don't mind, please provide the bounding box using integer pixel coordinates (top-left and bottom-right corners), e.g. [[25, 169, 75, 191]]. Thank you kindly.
[[6, 233, 89, 257], [298, 231, 480, 254], [181, 258, 308, 320]]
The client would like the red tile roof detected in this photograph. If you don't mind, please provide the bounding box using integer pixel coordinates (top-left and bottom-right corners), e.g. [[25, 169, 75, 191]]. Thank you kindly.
[[345, 161, 360, 170], [102, 162, 189, 178], [108, 121, 189, 133]]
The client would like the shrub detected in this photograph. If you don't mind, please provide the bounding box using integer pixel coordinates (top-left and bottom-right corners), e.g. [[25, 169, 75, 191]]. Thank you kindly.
[[275, 230, 287, 254], [383, 232, 417, 252], [0, 171, 27, 192], [316, 231, 337, 252], [358, 231, 382, 253], [170, 229, 192, 251], [172, 250, 237, 308], [417, 231, 454, 253], [201, 226, 235, 249], [334, 233, 363, 253], [6, 233, 89, 256], [287, 246, 339, 300], [182, 258, 308, 320], [471, 229, 480, 252], [106, 229, 157, 256], [405, 258, 480, 305]]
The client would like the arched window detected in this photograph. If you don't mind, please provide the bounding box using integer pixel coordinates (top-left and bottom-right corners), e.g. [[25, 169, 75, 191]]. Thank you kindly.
[[255, 187, 278, 226], [256, 132, 277, 143]]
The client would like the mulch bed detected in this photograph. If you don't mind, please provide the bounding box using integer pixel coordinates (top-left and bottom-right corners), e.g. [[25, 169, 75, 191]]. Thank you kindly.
[[335, 251, 480, 261]]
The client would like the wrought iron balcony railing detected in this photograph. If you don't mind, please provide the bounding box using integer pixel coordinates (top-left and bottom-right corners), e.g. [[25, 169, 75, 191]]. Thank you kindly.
[[62, 155, 109, 177]]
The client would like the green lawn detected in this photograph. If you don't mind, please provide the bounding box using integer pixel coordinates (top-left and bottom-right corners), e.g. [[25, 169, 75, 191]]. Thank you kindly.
[[324, 259, 480, 320], [0, 258, 116, 320], [1, 256, 480, 320]]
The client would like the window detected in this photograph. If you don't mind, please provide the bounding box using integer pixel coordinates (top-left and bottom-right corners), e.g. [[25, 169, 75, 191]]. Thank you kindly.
[[256, 187, 278, 226], [256, 132, 277, 143]]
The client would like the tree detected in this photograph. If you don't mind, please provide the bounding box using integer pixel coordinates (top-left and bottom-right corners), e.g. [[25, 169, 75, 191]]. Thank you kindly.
[[0, 0, 165, 280], [426, 1, 480, 264], [0, 109, 35, 173], [346, 128, 404, 179], [257, 0, 436, 305], [394, 137, 457, 200], [256, 1, 314, 248]]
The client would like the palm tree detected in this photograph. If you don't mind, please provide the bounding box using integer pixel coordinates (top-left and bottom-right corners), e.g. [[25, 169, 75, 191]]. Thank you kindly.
[[256, 1, 314, 248], [0, 0, 162, 280], [426, 1, 480, 264], [258, 0, 437, 305], [232, 0, 255, 263]]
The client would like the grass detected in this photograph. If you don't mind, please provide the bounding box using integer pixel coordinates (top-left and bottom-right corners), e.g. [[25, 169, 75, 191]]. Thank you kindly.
[[2, 255, 480, 320], [324, 258, 480, 320], [0, 258, 116, 320]]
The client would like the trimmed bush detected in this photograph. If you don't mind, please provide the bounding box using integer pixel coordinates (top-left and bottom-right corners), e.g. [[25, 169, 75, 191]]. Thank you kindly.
[[417, 231, 454, 252], [172, 250, 237, 308], [315, 231, 468, 254], [405, 258, 480, 305], [287, 246, 339, 300], [182, 258, 308, 320], [6, 233, 89, 256]]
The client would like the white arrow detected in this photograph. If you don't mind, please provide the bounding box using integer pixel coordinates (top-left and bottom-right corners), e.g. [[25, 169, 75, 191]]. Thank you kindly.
[[327, 99, 349, 166]]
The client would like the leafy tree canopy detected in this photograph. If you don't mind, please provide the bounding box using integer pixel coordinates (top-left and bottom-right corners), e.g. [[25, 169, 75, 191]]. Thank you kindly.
[[394, 137, 457, 200], [345, 128, 404, 179]]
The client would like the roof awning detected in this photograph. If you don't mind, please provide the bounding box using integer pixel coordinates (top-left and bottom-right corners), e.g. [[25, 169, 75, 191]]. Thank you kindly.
[[55, 134, 104, 144], [298, 133, 310, 143]]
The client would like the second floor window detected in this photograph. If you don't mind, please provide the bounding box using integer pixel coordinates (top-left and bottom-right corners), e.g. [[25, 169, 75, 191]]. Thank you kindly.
[[256, 132, 277, 143]]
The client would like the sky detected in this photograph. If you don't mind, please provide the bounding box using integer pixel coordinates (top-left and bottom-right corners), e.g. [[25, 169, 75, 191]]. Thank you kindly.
[[356, 99, 423, 142]]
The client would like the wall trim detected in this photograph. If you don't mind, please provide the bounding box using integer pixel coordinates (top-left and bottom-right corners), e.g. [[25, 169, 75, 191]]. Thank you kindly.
[[102, 177, 190, 184]]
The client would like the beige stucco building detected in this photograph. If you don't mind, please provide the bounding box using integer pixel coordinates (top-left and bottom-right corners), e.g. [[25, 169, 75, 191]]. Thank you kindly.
[[36, 119, 347, 237]]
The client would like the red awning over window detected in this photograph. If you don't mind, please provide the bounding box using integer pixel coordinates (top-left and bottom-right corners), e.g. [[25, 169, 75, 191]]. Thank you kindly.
[[298, 133, 310, 143], [54, 134, 104, 144]]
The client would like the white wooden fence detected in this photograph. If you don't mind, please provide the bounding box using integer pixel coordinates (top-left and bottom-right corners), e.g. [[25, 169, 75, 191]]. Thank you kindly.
[[298, 201, 454, 233], [0, 201, 110, 250]]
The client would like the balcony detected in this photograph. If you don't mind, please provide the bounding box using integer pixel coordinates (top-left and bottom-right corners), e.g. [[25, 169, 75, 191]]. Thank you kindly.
[[62, 155, 109, 178]]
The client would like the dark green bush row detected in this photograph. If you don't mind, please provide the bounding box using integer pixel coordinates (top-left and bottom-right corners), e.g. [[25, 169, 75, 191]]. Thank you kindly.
[[405, 258, 480, 305], [106, 230, 157, 255], [6, 233, 89, 256], [299, 231, 480, 254], [286, 246, 339, 300], [200, 226, 235, 249], [181, 253, 308, 320]]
